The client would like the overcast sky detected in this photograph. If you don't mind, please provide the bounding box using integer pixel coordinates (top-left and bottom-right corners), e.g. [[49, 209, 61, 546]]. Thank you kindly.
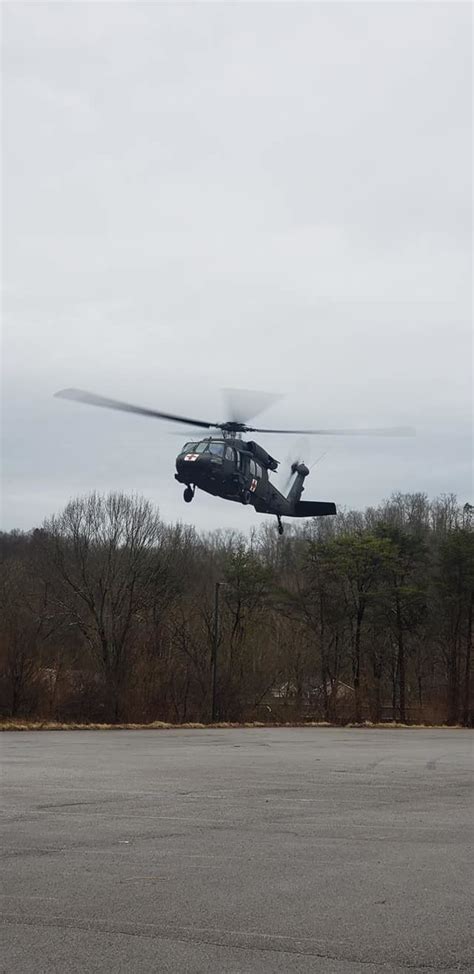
[[2, 1, 472, 534]]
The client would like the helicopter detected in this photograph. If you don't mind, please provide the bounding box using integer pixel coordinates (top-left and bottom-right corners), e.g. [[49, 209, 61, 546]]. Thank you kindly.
[[55, 387, 414, 535]]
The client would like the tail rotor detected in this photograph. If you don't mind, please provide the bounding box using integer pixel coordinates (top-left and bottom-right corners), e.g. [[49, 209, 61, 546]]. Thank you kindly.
[[285, 461, 310, 502], [283, 459, 304, 495]]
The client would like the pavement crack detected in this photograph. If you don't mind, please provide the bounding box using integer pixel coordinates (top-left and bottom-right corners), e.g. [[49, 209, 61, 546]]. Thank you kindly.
[[0, 914, 468, 971]]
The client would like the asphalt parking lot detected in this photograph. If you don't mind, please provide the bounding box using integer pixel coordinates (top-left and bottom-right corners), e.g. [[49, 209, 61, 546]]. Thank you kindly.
[[1, 728, 472, 973]]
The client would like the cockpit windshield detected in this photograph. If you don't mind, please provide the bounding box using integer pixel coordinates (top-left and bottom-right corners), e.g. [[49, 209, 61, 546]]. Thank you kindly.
[[208, 442, 225, 456], [180, 440, 225, 456]]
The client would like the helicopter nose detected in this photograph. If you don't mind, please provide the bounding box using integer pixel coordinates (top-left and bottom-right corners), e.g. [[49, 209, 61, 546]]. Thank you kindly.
[[179, 452, 200, 466], [177, 453, 198, 472], [176, 453, 209, 477]]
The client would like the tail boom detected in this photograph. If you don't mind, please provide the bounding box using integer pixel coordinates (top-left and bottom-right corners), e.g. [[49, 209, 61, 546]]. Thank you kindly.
[[293, 500, 337, 518], [286, 462, 336, 518]]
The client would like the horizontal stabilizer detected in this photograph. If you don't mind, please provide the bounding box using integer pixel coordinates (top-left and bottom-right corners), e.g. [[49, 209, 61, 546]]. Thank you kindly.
[[294, 501, 337, 518]]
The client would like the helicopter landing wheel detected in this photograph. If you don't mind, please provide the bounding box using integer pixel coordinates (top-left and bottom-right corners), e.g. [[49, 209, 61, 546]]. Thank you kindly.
[[183, 486, 194, 503], [241, 490, 252, 505], [277, 515, 284, 536]]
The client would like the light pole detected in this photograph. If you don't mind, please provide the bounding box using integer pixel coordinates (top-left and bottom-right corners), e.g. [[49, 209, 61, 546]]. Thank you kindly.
[[211, 581, 227, 722]]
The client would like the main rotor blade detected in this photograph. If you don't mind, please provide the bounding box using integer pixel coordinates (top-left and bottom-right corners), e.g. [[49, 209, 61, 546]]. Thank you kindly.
[[54, 388, 217, 429], [221, 387, 283, 425], [167, 429, 211, 437], [250, 426, 416, 436]]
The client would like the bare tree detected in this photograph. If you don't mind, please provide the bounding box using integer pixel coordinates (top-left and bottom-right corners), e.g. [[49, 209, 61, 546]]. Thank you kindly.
[[1, 491, 471, 726], [43, 492, 172, 721], [0, 557, 57, 717]]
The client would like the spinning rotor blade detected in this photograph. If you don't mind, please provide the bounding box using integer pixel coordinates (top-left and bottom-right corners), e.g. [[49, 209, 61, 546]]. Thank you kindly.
[[54, 388, 217, 430], [250, 425, 415, 436], [280, 437, 307, 493], [222, 387, 283, 426], [167, 429, 210, 437], [281, 445, 330, 493], [282, 463, 300, 495], [55, 388, 415, 439]]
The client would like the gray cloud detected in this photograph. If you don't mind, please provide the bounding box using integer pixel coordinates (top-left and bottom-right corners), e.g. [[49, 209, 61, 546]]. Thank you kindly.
[[2, 1, 472, 532]]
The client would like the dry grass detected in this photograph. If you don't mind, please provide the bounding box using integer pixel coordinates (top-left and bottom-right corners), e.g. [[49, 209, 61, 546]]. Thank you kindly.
[[0, 719, 464, 731], [345, 720, 465, 730]]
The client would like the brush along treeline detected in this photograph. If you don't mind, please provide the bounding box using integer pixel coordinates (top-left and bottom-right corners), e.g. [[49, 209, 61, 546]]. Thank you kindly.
[[0, 492, 472, 725]]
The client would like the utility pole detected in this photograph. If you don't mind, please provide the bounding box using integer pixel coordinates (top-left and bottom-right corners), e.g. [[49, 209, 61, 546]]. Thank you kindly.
[[211, 581, 224, 722]]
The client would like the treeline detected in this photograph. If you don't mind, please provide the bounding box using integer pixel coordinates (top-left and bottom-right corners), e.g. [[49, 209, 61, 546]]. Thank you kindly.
[[0, 491, 472, 725]]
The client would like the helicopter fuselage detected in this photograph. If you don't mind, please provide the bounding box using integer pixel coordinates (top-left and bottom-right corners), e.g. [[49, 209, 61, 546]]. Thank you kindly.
[[175, 436, 336, 526]]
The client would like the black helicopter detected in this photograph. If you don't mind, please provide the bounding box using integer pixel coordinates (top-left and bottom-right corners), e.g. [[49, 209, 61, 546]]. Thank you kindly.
[[55, 387, 414, 535]]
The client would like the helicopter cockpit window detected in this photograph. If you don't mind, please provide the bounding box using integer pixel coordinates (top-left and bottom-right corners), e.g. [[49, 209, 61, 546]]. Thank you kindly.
[[225, 446, 234, 462], [181, 442, 198, 453], [195, 441, 211, 453], [208, 442, 225, 457]]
